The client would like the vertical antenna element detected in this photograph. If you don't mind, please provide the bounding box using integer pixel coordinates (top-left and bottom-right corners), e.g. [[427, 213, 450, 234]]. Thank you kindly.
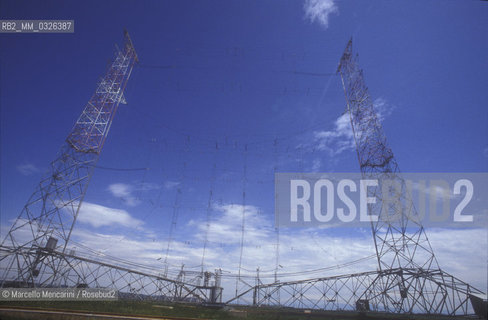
[[337, 38, 439, 272], [0, 31, 138, 288], [236, 38, 484, 316], [337, 39, 452, 313]]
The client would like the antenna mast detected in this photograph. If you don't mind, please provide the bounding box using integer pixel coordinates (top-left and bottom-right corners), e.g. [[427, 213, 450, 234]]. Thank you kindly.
[[0, 31, 138, 287]]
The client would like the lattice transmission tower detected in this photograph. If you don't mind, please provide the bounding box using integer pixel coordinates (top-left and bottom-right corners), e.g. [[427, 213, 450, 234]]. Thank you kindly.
[[337, 39, 439, 273], [238, 39, 485, 317], [337, 38, 448, 312], [0, 31, 138, 288]]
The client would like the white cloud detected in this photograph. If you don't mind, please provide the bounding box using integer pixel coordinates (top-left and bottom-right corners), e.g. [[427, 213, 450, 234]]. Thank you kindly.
[[408, 181, 458, 201], [303, 0, 338, 29], [427, 228, 487, 289], [191, 204, 270, 246], [185, 203, 379, 279], [108, 183, 132, 198], [107, 182, 159, 207], [311, 158, 321, 171], [372, 97, 395, 121], [164, 181, 181, 190], [314, 112, 355, 155], [70, 228, 164, 265], [77, 202, 144, 229], [16, 163, 40, 176]]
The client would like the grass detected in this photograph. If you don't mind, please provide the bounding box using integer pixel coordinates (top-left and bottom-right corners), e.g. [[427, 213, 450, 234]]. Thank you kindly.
[[0, 300, 473, 320], [0, 300, 232, 319]]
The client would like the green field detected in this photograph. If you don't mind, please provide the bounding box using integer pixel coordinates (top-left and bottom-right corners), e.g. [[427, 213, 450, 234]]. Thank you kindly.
[[0, 300, 474, 320]]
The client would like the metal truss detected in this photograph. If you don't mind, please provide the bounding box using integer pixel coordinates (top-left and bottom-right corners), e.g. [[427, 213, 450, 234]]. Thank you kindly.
[[0, 246, 222, 304], [228, 268, 484, 315], [0, 31, 138, 288]]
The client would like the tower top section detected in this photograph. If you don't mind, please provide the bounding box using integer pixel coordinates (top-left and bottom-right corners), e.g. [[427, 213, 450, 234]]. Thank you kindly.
[[66, 31, 138, 154]]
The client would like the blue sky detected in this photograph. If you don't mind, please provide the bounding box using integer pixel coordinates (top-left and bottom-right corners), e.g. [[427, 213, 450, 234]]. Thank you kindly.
[[1, 0, 487, 298]]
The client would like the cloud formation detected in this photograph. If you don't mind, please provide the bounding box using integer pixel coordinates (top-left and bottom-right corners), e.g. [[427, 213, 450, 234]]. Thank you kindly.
[[164, 181, 181, 190], [108, 182, 160, 207], [108, 183, 138, 206], [192, 204, 270, 246], [77, 202, 144, 229], [303, 0, 338, 29], [314, 112, 355, 156], [16, 163, 40, 176]]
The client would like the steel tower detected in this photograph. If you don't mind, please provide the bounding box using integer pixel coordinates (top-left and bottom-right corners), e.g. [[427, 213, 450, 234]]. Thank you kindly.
[[238, 39, 485, 316], [336, 38, 444, 313], [337, 39, 439, 273], [0, 31, 138, 287]]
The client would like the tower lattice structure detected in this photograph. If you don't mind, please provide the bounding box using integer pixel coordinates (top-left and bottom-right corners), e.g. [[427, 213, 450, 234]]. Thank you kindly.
[[337, 39, 439, 272], [336, 39, 473, 314], [240, 39, 485, 316], [0, 31, 138, 287]]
